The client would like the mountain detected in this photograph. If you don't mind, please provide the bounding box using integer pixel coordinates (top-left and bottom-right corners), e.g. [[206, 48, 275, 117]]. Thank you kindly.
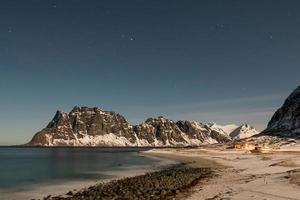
[[208, 123, 258, 140], [264, 86, 300, 138], [27, 106, 256, 147], [208, 123, 238, 135], [229, 124, 259, 140]]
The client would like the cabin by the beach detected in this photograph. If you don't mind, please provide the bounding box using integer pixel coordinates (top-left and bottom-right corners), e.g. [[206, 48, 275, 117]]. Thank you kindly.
[[233, 142, 254, 150]]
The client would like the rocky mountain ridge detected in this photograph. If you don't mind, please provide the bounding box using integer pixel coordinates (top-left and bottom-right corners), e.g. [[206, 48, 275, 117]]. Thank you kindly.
[[264, 86, 300, 138], [28, 106, 258, 147]]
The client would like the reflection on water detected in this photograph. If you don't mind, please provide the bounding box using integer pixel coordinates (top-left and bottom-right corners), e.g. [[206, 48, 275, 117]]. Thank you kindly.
[[0, 147, 155, 194]]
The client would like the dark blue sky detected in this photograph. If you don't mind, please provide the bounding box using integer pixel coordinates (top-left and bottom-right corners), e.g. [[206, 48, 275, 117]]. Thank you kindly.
[[0, 0, 299, 144]]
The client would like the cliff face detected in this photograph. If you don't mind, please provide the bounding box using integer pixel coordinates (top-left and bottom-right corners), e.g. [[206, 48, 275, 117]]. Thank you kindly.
[[28, 106, 256, 147], [29, 107, 137, 146], [264, 86, 300, 137]]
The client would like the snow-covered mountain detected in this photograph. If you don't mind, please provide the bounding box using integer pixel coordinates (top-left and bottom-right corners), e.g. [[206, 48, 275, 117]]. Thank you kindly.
[[208, 123, 258, 140], [27, 106, 257, 147], [264, 86, 300, 138], [229, 124, 259, 140], [208, 123, 238, 135]]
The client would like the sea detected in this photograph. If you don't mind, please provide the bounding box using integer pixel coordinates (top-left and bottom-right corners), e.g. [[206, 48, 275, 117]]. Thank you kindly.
[[0, 147, 173, 200]]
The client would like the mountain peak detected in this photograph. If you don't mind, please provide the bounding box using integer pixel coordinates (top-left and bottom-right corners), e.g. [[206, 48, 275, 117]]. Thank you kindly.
[[70, 106, 102, 113], [264, 86, 300, 137], [229, 124, 258, 140], [145, 116, 172, 124], [208, 123, 239, 134]]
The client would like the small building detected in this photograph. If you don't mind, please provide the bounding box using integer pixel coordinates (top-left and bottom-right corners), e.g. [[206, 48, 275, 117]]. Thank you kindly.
[[233, 142, 254, 150], [250, 144, 272, 153]]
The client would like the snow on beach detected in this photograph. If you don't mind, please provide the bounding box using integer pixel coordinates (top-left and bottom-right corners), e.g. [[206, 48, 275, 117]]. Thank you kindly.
[[145, 147, 300, 200]]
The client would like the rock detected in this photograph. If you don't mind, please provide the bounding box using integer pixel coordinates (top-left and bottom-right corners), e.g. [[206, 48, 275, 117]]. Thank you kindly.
[[66, 191, 73, 196], [43, 166, 211, 200], [44, 195, 51, 200]]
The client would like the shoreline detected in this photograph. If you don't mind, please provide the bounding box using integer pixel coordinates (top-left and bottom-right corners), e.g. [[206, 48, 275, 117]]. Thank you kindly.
[[0, 152, 178, 200], [5, 147, 300, 200], [142, 148, 224, 169], [33, 149, 218, 200], [44, 164, 214, 200]]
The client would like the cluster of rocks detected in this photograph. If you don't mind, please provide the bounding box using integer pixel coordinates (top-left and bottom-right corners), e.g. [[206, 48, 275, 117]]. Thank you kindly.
[[44, 166, 212, 200]]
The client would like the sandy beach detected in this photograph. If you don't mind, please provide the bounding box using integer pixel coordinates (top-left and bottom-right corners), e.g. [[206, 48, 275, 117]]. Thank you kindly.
[[6, 147, 300, 200], [145, 147, 300, 200]]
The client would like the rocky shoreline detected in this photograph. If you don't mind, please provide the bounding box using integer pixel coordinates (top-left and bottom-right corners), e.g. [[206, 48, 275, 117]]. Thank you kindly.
[[41, 164, 213, 200]]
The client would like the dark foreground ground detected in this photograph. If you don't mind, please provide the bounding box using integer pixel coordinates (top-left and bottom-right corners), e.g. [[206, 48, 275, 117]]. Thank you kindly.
[[41, 164, 213, 200]]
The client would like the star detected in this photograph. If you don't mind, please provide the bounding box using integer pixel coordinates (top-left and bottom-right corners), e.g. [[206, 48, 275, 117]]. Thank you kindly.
[[210, 23, 226, 31], [217, 23, 225, 28], [266, 33, 273, 40]]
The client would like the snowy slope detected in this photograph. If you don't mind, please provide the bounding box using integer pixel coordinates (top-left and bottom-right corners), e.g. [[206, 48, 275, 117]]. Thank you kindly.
[[208, 123, 239, 135], [229, 124, 259, 140], [208, 123, 258, 140]]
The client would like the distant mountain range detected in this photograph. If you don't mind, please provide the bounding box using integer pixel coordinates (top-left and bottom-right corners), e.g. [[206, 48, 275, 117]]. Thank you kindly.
[[27, 85, 300, 147], [27, 106, 258, 147]]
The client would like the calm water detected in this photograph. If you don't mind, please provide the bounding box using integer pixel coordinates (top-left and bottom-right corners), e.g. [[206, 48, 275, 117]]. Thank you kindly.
[[0, 147, 162, 198]]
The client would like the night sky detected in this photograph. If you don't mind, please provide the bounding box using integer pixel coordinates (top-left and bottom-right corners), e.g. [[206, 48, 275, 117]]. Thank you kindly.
[[0, 0, 300, 145]]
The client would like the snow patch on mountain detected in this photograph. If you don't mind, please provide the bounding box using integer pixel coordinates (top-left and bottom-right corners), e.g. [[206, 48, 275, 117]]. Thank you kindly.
[[207, 123, 258, 140]]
